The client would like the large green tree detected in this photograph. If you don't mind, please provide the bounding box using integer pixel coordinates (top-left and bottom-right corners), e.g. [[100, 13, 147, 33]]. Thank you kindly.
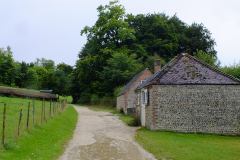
[[72, 1, 217, 103], [126, 14, 216, 62], [72, 0, 137, 103]]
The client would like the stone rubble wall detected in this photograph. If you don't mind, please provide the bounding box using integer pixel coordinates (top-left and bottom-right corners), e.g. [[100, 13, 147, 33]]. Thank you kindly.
[[146, 85, 240, 135], [116, 95, 125, 111]]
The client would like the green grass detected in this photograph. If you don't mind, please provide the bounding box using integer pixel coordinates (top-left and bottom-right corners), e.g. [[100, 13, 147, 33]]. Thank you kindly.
[[59, 96, 73, 104], [87, 105, 138, 126], [0, 96, 63, 145], [136, 128, 240, 160], [118, 114, 138, 126], [0, 106, 77, 160]]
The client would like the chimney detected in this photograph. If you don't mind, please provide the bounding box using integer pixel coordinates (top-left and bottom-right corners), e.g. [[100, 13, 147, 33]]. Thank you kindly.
[[154, 59, 161, 73]]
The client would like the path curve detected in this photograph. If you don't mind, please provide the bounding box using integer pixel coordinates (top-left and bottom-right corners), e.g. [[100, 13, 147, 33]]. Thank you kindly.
[[59, 105, 156, 160]]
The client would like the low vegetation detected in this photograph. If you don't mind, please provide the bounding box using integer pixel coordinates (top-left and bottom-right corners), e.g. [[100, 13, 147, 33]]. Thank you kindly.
[[0, 96, 77, 160], [136, 128, 240, 160]]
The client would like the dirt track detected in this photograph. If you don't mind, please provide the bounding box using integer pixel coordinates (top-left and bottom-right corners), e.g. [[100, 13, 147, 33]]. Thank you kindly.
[[59, 106, 156, 160]]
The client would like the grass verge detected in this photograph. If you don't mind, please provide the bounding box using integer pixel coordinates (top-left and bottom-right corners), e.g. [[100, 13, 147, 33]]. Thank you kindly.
[[136, 128, 240, 160], [87, 105, 138, 126], [0, 106, 78, 160], [0, 96, 65, 145]]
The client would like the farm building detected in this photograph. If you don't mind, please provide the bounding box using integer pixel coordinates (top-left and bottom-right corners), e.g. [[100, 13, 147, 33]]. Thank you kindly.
[[117, 68, 152, 114], [135, 53, 240, 135]]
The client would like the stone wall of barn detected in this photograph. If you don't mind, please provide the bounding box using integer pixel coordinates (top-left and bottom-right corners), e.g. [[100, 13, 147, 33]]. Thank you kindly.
[[146, 85, 240, 135], [117, 69, 152, 114], [116, 95, 125, 111], [126, 70, 152, 114]]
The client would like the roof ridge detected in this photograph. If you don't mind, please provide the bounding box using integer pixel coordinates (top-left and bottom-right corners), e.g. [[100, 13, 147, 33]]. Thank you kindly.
[[119, 68, 151, 95], [137, 53, 240, 89]]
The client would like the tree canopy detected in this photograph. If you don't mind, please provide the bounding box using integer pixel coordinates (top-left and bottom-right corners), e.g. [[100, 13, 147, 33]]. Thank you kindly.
[[0, 47, 73, 96], [71, 0, 217, 103]]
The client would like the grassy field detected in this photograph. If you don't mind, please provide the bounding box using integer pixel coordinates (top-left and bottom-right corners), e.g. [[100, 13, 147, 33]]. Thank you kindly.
[[87, 105, 139, 126], [136, 128, 240, 160], [0, 106, 77, 160], [0, 96, 64, 147]]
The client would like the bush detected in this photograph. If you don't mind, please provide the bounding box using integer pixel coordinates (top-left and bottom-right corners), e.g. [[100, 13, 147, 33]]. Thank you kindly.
[[99, 96, 116, 107], [90, 94, 100, 105], [77, 93, 91, 104]]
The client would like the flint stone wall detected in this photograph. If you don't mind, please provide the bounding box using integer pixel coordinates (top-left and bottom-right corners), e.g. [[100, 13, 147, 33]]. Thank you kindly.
[[147, 85, 240, 135]]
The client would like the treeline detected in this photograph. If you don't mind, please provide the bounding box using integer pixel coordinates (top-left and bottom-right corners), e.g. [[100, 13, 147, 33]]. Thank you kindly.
[[0, 47, 72, 96], [71, 0, 219, 104]]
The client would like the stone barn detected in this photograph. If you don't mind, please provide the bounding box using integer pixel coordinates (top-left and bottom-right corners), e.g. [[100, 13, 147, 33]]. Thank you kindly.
[[117, 68, 152, 114], [136, 53, 240, 135]]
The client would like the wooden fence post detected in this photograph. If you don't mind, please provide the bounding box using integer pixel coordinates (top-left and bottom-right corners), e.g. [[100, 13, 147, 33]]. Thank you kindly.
[[41, 99, 44, 124], [32, 99, 35, 125], [44, 100, 46, 122], [2, 103, 6, 145], [49, 100, 52, 118], [18, 108, 23, 136], [52, 101, 54, 115], [26, 102, 30, 130]]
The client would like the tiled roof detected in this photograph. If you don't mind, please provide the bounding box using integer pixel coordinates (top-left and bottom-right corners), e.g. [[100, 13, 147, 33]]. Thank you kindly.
[[119, 68, 150, 96], [137, 53, 240, 89]]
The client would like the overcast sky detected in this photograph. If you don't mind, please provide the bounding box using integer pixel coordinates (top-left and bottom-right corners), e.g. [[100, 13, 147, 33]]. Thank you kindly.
[[0, 0, 240, 66]]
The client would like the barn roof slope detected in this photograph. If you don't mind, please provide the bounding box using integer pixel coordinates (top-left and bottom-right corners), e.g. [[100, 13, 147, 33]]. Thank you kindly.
[[119, 68, 151, 96], [138, 53, 240, 89]]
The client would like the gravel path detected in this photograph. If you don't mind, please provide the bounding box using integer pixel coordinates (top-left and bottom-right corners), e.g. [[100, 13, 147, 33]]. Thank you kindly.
[[59, 105, 156, 160]]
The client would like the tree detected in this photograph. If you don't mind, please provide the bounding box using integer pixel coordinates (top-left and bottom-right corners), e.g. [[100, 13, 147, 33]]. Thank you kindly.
[[15, 62, 29, 88], [102, 50, 143, 93], [72, 0, 137, 103], [195, 50, 219, 66], [222, 64, 240, 79], [35, 58, 55, 70], [52, 63, 73, 95], [57, 63, 73, 75], [72, 1, 218, 103], [0, 47, 15, 85], [126, 14, 216, 62]]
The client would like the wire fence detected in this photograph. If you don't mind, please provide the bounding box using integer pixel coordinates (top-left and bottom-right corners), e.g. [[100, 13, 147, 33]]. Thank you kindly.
[[0, 99, 67, 147]]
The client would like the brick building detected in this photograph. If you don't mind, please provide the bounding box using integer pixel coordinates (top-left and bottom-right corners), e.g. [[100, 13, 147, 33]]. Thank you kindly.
[[117, 68, 152, 114], [136, 53, 240, 135]]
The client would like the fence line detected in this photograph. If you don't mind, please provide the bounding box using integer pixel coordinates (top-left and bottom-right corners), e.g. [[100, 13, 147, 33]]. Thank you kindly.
[[0, 99, 67, 146]]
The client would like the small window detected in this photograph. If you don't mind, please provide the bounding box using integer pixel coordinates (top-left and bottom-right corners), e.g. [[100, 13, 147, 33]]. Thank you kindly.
[[141, 91, 145, 105], [137, 93, 140, 105], [144, 91, 148, 104], [141, 90, 149, 105]]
